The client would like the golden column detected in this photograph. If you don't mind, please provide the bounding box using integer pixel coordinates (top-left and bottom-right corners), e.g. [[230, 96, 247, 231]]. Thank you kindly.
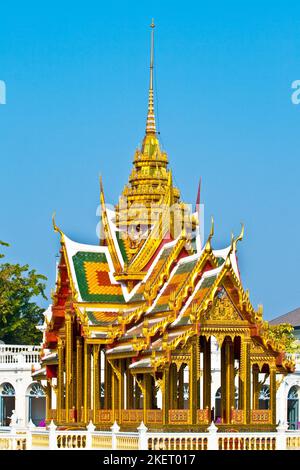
[[220, 338, 226, 423], [189, 340, 198, 424], [240, 337, 251, 424], [83, 341, 91, 423], [65, 312, 73, 420], [93, 345, 100, 424], [144, 374, 152, 409], [134, 378, 141, 409], [169, 363, 177, 410], [143, 374, 152, 422], [112, 365, 118, 415], [57, 338, 65, 422], [220, 337, 235, 423], [162, 366, 169, 425], [126, 360, 134, 409], [111, 360, 122, 420], [203, 336, 211, 411], [45, 381, 51, 422], [104, 355, 112, 409], [119, 360, 125, 414], [76, 337, 83, 421], [252, 364, 260, 410], [225, 338, 235, 423], [269, 366, 277, 426], [72, 344, 77, 422]]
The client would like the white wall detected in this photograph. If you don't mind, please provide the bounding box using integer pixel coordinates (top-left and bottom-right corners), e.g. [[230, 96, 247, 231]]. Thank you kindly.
[[0, 345, 44, 427]]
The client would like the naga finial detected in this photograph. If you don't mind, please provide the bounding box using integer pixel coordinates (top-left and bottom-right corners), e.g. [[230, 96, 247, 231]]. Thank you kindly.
[[233, 223, 245, 252], [204, 216, 214, 253], [236, 223, 245, 244], [229, 223, 245, 255], [208, 216, 214, 241], [52, 212, 63, 236]]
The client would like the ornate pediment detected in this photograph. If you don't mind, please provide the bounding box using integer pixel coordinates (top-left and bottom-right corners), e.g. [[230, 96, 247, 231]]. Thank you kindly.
[[203, 289, 242, 322], [251, 340, 266, 354]]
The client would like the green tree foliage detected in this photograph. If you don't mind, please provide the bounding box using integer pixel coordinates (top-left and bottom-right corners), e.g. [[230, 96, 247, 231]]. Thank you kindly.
[[263, 322, 300, 353], [0, 241, 47, 344]]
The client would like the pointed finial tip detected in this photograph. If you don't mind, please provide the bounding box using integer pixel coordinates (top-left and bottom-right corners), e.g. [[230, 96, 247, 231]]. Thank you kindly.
[[52, 212, 63, 237], [52, 211, 57, 231], [145, 19, 156, 135], [99, 174, 104, 191], [150, 19, 155, 28]]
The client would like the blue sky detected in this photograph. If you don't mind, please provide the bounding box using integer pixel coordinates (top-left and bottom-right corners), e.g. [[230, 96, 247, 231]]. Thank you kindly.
[[1, 0, 300, 319]]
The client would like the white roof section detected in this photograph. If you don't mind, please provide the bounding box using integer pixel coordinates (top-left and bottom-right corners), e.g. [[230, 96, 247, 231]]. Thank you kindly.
[[172, 265, 223, 327], [43, 304, 53, 323], [213, 245, 240, 280], [106, 344, 134, 355], [32, 366, 46, 378], [129, 358, 151, 369], [106, 208, 125, 269]]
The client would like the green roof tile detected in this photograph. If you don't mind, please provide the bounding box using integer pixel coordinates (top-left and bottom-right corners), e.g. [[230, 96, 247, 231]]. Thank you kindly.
[[72, 251, 125, 303]]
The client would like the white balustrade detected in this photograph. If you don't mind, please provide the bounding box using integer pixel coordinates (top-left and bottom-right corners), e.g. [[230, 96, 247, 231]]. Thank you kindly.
[[0, 421, 299, 450], [0, 345, 41, 366]]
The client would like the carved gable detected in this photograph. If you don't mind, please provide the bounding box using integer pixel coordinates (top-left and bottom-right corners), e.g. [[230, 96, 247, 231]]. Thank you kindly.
[[203, 289, 242, 322]]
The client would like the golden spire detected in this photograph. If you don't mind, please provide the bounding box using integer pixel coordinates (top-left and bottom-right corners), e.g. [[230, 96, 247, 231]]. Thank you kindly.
[[145, 19, 156, 135]]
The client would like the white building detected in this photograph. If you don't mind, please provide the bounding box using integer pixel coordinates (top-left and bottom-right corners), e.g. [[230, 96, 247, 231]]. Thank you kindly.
[[270, 307, 300, 429], [0, 343, 45, 427], [276, 353, 300, 429]]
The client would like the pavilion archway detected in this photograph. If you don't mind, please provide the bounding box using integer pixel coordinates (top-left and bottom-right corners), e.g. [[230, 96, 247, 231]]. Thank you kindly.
[[26, 382, 46, 426], [0, 382, 15, 426], [287, 385, 300, 430]]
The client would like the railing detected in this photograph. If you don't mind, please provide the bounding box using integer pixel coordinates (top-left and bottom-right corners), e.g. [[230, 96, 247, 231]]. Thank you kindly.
[[169, 409, 190, 424], [57, 432, 87, 449], [59, 409, 163, 426], [92, 432, 112, 449], [49, 408, 215, 426], [286, 433, 300, 449], [231, 409, 244, 425], [0, 345, 41, 354], [148, 434, 208, 450], [0, 434, 27, 450], [120, 410, 163, 425], [146, 410, 163, 424], [122, 410, 143, 424], [97, 409, 113, 424], [32, 432, 49, 449], [0, 423, 300, 450], [0, 344, 41, 365], [117, 433, 139, 450], [251, 410, 271, 424], [218, 434, 276, 450], [197, 408, 210, 425]]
